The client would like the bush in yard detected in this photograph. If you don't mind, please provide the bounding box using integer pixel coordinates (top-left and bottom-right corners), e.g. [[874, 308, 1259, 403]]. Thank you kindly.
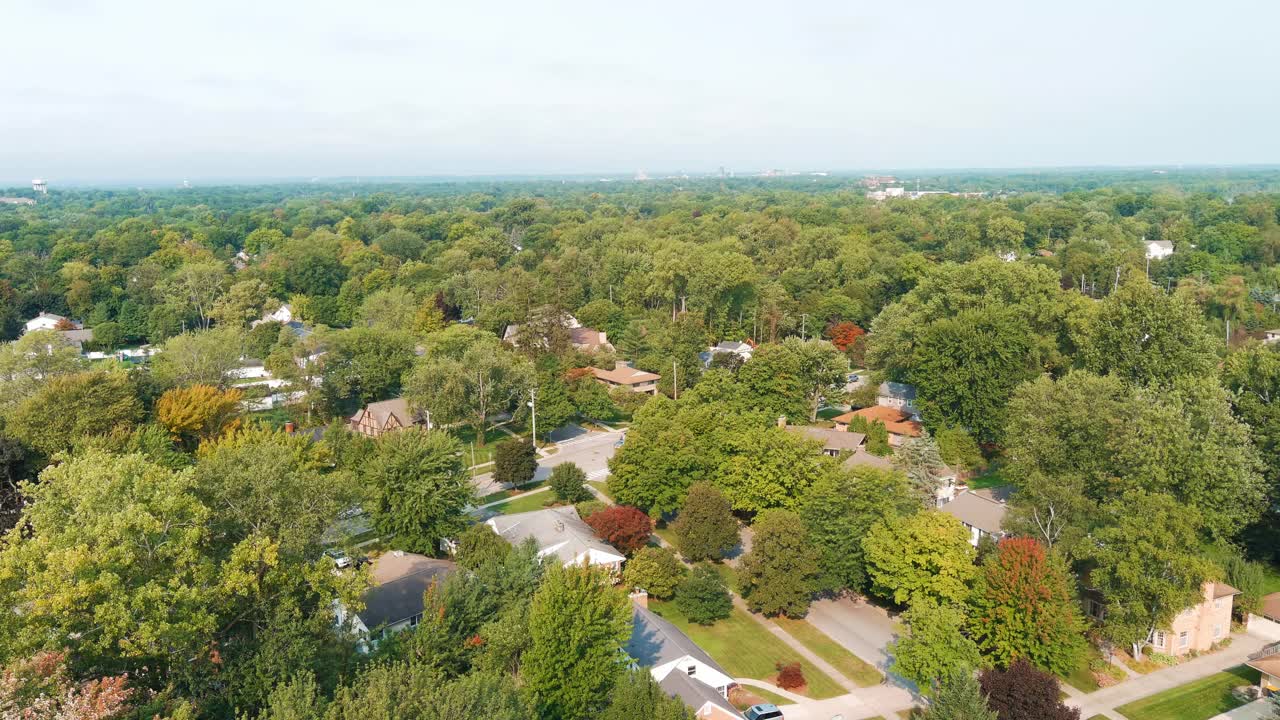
[[738, 509, 820, 618], [549, 462, 592, 503], [454, 522, 511, 570], [670, 482, 739, 562], [493, 439, 537, 487], [584, 505, 652, 554], [922, 670, 996, 720], [622, 546, 687, 600], [675, 565, 732, 625], [979, 658, 1080, 720], [574, 500, 606, 519], [774, 662, 805, 690]]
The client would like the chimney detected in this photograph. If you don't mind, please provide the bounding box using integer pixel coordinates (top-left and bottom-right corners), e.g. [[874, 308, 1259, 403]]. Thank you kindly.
[[776, 415, 787, 428], [284, 421, 296, 434], [630, 589, 649, 609]]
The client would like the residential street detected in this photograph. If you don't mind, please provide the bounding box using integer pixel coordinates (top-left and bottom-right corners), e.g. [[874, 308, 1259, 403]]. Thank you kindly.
[[470, 424, 621, 497]]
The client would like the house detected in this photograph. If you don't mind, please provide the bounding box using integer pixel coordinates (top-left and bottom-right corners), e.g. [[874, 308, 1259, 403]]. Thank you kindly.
[[941, 487, 1009, 546], [1262, 330, 1280, 345], [877, 382, 918, 415], [251, 303, 313, 338], [782, 422, 866, 457], [56, 328, 95, 354], [486, 506, 626, 574], [999, 251, 1018, 262], [841, 448, 895, 472], [832, 405, 922, 446], [336, 551, 455, 650], [1084, 581, 1239, 657], [627, 598, 743, 719], [704, 340, 754, 366], [591, 361, 660, 395], [503, 311, 614, 353], [24, 312, 80, 333], [348, 397, 431, 437], [1145, 239, 1175, 260], [1246, 643, 1280, 695]]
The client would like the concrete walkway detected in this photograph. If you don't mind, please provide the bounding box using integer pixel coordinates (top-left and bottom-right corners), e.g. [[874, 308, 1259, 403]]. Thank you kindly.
[[1069, 632, 1269, 718], [730, 594, 863, 694], [734, 678, 807, 703]]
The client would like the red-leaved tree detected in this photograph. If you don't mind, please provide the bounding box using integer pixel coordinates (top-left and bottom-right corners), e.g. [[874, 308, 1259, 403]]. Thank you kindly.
[[585, 505, 652, 554], [825, 321, 866, 353], [774, 662, 806, 690], [979, 658, 1080, 720], [0, 651, 133, 720]]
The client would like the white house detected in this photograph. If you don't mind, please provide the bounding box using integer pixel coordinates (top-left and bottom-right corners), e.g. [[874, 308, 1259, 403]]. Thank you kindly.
[[941, 487, 1010, 547], [877, 381, 918, 416], [627, 600, 743, 719], [24, 312, 79, 333], [486, 506, 626, 573], [1145, 239, 1175, 260], [335, 551, 455, 652]]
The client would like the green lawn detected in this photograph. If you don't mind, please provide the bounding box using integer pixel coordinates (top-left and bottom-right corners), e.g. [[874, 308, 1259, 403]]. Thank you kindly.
[[589, 481, 614, 501], [967, 467, 1009, 489], [652, 525, 678, 548], [1059, 645, 1105, 693], [1116, 666, 1260, 720], [713, 563, 739, 594], [451, 425, 521, 465], [772, 616, 881, 686], [1260, 562, 1280, 595], [730, 686, 792, 710], [476, 479, 548, 505], [486, 489, 556, 515], [647, 600, 844, 699], [816, 407, 846, 421]]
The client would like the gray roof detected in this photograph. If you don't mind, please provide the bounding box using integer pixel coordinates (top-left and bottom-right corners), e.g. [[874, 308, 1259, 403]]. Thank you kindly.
[[488, 506, 623, 565], [842, 448, 895, 471], [714, 341, 752, 353], [628, 604, 725, 671], [879, 381, 917, 401], [358, 554, 455, 629], [942, 488, 1010, 535], [785, 425, 866, 453], [1148, 239, 1174, 250], [658, 670, 743, 718]]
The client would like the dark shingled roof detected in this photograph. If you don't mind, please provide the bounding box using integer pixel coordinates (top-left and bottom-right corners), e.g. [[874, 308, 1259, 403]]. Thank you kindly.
[[357, 555, 454, 629]]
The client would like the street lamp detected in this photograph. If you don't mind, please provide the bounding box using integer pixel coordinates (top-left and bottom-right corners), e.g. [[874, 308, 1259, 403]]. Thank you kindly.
[[527, 387, 537, 450]]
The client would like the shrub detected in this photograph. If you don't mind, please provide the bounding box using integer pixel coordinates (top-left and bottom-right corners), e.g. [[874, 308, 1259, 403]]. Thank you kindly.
[[774, 662, 805, 690], [454, 523, 511, 570], [675, 565, 732, 625], [1149, 651, 1177, 666], [493, 439, 537, 487], [622, 547, 686, 600], [584, 505, 652, 554], [549, 462, 592, 503], [575, 500, 606, 519]]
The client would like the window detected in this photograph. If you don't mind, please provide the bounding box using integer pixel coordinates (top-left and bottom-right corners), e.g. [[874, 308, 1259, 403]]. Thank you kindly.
[[686, 664, 696, 677], [1179, 631, 1189, 649], [409, 613, 423, 628], [1214, 598, 1223, 610], [1213, 624, 1222, 639], [1087, 599, 1105, 620], [1149, 630, 1166, 649]]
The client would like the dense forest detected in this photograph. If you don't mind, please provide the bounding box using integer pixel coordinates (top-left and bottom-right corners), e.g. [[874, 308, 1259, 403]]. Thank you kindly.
[[1, 169, 1279, 719]]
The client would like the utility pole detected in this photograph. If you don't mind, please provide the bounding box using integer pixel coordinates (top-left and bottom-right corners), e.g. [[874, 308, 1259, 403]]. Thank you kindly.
[[527, 387, 537, 449], [801, 313, 809, 340], [672, 361, 678, 400]]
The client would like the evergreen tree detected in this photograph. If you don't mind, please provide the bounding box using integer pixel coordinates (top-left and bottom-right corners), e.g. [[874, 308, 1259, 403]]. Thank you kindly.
[[923, 670, 996, 720], [894, 430, 950, 505], [536, 372, 576, 439]]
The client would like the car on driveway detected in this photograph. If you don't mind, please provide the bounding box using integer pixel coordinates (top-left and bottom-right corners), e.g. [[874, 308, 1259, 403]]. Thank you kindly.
[[324, 548, 352, 569], [744, 704, 784, 720]]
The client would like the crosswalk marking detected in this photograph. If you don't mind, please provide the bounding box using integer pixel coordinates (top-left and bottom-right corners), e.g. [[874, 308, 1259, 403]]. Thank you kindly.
[[586, 468, 609, 480]]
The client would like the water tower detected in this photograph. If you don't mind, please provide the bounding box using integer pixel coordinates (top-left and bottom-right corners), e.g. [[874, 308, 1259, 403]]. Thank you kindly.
[[32, 179, 47, 195]]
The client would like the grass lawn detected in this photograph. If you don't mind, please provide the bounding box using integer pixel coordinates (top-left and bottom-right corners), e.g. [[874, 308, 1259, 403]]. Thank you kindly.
[[816, 406, 846, 421], [1088, 716, 1111, 720], [475, 479, 547, 505], [772, 616, 881, 687], [967, 465, 1010, 489], [1260, 562, 1280, 595], [589, 481, 614, 501], [713, 563, 739, 594], [1116, 666, 1260, 720], [729, 686, 792, 710], [451, 425, 520, 465], [648, 600, 844, 699], [1059, 644, 1105, 693], [652, 525, 678, 548], [487, 489, 556, 515]]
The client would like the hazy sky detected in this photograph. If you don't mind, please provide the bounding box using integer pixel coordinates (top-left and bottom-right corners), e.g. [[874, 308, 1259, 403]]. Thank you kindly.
[[3, 0, 1278, 182]]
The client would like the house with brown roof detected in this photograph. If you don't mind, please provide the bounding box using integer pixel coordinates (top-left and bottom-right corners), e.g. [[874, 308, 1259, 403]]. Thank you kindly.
[[1084, 581, 1240, 657], [782, 422, 866, 457], [336, 551, 456, 651], [503, 311, 614, 353], [832, 405, 922, 446], [591, 361, 660, 395], [348, 397, 431, 438], [1246, 643, 1280, 695]]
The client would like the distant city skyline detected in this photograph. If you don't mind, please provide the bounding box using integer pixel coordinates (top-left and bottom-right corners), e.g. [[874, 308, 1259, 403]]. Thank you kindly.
[[4, 0, 1279, 182]]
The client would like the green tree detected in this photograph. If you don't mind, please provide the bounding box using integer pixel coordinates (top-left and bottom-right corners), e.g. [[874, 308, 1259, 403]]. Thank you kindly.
[[894, 430, 951, 506], [151, 327, 245, 389], [494, 439, 538, 487], [549, 462, 592, 503], [888, 600, 983, 697], [670, 481, 739, 562], [0, 330, 83, 412], [622, 546, 686, 600], [714, 425, 832, 512], [160, 261, 228, 329], [454, 523, 512, 570], [1072, 274, 1218, 386], [800, 467, 918, 594], [522, 563, 632, 720], [5, 370, 141, 456], [405, 333, 534, 447], [923, 670, 997, 720], [967, 538, 1085, 675], [675, 565, 733, 625], [600, 668, 694, 720], [863, 511, 977, 606], [354, 286, 418, 331], [935, 426, 985, 474], [365, 430, 472, 555], [1076, 491, 1213, 659], [738, 509, 821, 617], [536, 372, 576, 438], [210, 279, 270, 329], [322, 328, 417, 409]]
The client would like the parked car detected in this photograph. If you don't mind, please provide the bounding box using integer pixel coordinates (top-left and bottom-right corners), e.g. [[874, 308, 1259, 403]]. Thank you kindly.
[[745, 704, 784, 720], [324, 548, 352, 569], [847, 373, 860, 383]]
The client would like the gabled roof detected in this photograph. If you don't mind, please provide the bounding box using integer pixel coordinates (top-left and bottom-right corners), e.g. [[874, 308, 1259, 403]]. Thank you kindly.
[[878, 381, 917, 401], [784, 425, 865, 453], [350, 397, 416, 427], [942, 488, 1009, 535], [628, 604, 725, 672], [842, 448, 895, 471], [487, 506, 624, 566], [713, 341, 753, 354], [835, 406, 922, 438], [1262, 592, 1280, 622], [1147, 239, 1174, 250], [358, 552, 455, 629], [591, 364, 661, 385], [658, 670, 743, 719]]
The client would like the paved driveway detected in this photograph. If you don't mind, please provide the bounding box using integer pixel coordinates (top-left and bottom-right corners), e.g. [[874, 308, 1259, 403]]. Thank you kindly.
[[806, 597, 900, 671]]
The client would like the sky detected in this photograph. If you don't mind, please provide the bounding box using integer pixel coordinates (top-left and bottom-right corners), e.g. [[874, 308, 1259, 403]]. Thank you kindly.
[[3, 0, 1279, 183]]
